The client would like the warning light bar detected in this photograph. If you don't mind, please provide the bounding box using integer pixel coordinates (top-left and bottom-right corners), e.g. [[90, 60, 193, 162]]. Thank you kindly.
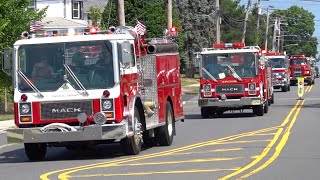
[[265, 52, 281, 56], [290, 55, 305, 59], [169, 26, 178, 37], [213, 42, 245, 49]]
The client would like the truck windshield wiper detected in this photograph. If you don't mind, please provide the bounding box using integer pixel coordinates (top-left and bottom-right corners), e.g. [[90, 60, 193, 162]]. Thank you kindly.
[[202, 68, 218, 82], [227, 64, 243, 82], [17, 70, 44, 98], [63, 64, 89, 96]]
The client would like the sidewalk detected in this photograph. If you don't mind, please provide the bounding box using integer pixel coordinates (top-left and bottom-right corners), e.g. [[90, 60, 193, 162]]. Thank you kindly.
[[0, 120, 16, 133]]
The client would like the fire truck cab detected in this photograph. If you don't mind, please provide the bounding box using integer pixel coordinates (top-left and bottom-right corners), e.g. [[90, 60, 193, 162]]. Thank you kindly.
[[2, 26, 184, 161], [265, 52, 290, 92], [198, 43, 274, 118], [289, 55, 315, 85]]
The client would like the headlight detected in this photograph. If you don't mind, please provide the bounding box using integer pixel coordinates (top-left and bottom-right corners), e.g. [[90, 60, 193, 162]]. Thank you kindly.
[[305, 71, 310, 74], [20, 104, 31, 115], [248, 83, 256, 95], [94, 112, 107, 125], [102, 100, 112, 111]]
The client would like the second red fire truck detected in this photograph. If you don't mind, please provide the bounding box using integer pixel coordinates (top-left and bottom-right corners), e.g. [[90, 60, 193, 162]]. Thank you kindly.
[[265, 52, 291, 92], [3, 26, 184, 160], [198, 43, 274, 118]]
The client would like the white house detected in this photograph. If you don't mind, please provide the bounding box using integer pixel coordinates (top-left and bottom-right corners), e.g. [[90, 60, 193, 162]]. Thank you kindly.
[[29, 0, 107, 34]]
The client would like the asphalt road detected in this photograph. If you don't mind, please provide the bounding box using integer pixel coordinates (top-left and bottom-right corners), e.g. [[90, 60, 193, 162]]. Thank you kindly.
[[0, 80, 319, 180]]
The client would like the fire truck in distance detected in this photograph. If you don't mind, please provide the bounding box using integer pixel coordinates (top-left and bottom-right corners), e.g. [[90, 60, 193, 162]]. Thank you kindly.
[[289, 55, 315, 85], [265, 52, 290, 92], [198, 43, 274, 118], [2, 26, 184, 161]]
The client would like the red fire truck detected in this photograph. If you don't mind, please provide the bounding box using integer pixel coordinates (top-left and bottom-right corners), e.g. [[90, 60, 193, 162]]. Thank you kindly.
[[265, 52, 290, 92], [2, 26, 184, 160], [198, 43, 274, 118], [289, 55, 315, 85]]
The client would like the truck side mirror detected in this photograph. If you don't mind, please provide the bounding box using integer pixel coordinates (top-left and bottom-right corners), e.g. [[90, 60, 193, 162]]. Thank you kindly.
[[2, 48, 12, 76], [117, 42, 133, 67]]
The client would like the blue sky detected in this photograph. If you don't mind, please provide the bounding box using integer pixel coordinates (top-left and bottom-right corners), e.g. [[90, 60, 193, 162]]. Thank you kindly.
[[240, 0, 320, 53]]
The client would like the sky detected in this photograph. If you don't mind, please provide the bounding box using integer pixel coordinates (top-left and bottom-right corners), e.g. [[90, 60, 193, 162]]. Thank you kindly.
[[240, 0, 320, 54]]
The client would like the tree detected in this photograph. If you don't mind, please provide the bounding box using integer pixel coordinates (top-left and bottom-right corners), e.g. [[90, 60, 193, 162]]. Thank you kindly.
[[271, 6, 318, 56], [176, 0, 217, 77], [101, 0, 184, 68], [88, 6, 103, 27], [0, 0, 46, 112]]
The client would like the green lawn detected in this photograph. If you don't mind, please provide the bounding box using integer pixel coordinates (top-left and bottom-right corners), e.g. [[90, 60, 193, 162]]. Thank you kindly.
[[181, 74, 200, 86], [0, 114, 14, 121]]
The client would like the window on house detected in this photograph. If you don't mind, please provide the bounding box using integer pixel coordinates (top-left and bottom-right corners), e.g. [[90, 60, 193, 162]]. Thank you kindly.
[[72, 1, 83, 19], [28, 0, 36, 11]]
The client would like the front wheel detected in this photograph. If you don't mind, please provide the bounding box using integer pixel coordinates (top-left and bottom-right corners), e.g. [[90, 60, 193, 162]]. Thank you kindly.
[[121, 106, 142, 155], [253, 104, 264, 116], [24, 143, 47, 161], [156, 102, 174, 146], [288, 84, 291, 91]]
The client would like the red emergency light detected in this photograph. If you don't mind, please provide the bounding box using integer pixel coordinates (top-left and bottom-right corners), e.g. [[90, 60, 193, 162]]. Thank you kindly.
[[290, 55, 305, 59], [265, 52, 281, 56], [213, 42, 245, 49], [89, 26, 98, 34], [169, 26, 178, 37]]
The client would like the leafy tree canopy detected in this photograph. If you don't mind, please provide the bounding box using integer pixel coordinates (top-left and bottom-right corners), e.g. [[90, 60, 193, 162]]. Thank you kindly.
[[271, 6, 318, 57], [0, 0, 46, 102]]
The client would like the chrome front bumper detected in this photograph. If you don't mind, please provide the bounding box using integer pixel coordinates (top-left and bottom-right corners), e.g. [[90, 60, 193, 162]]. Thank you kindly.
[[198, 97, 262, 108], [7, 123, 127, 143], [273, 79, 288, 87]]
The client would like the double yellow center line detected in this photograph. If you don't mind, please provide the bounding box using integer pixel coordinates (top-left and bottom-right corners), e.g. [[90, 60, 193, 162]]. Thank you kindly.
[[219, 100, 305, 179], [305, 85, 313, 92]]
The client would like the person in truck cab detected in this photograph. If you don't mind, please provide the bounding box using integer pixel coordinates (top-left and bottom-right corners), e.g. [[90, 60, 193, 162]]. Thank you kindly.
[[239, 53, 255, 77], [205, 57, 224, 78], [31, 56, 54, 79]]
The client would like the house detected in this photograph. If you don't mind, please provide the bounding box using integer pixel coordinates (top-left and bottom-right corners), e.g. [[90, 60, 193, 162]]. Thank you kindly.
[[29, 0, 107, 35]]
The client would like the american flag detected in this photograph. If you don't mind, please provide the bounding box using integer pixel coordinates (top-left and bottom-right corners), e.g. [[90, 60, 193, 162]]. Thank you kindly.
[[29, 20, 44, 32], [135, 20, 146, 35]]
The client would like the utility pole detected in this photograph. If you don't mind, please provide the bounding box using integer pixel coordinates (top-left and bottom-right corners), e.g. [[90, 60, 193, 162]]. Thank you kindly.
[[242, 0, 252, 43], [168, 0, 172, 29], [117, 0, 125, 26], [264, 7, 270, 50], [256, 0, 261, 45], [215, 0, 220, 43], [277, 18, 281, 52], [272, 17, 278, 52]]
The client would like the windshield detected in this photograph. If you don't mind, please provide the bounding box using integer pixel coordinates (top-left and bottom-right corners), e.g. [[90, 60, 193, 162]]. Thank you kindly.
[[17, 40, 115, 92], [290, 59, 306, 65], [202, 52, 257, 80], [269, 58, 286, 68]]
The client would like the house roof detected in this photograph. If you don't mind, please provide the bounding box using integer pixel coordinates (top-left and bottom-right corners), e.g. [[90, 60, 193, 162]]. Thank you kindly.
[[42, 17, 88, 29], [83, 0, 108, 13]]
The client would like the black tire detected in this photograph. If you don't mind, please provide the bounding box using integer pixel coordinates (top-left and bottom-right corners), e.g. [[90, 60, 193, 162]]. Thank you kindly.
[[308, 80, 312, 85], [271, 93, 275, 104], [312, 79, 315, 85], [264, 102, 269, 113], [121, 106, 142, 155], [253, 104, 264, 116], [281, 85, 288, 92], [24, 143, 47, 161], [288, 84, 291, 91], [142, 130, 155, 147], [201, 107, 210, 118], [156, 102, 174, 146]]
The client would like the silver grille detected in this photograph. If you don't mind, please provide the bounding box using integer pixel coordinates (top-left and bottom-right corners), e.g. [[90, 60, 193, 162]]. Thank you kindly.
[[216, 84, 245, 94], [40, 101, 93, 120]]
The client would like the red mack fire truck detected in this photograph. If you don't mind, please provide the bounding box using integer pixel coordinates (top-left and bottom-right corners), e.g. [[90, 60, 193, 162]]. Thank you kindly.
[[289, 55, 315, 85], [2, 26, 184, 161], [198, 43, 274, 118], [265, 52, 290, 92]]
